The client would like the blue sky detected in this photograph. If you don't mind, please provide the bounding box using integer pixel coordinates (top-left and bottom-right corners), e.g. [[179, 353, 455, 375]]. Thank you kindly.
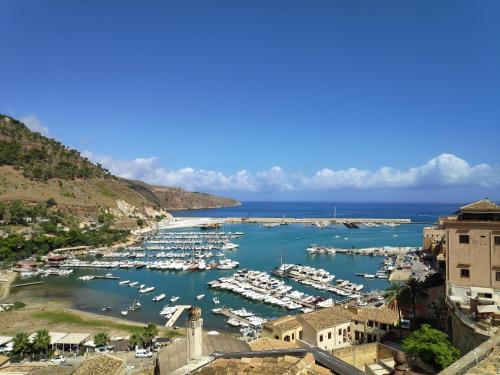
[[1, 1, 499, 202]]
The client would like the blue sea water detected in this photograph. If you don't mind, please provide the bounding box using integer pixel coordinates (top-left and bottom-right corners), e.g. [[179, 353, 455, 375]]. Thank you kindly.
[[172, 201, 459, 223], [11, 202, 459, 332]]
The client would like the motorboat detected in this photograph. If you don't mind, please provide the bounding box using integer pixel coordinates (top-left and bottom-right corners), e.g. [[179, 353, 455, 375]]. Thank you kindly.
[[196, 294, 205, 300], [153, 293, 166, 302], [170, 296, 179, 303], [212, 297, 220, 304]]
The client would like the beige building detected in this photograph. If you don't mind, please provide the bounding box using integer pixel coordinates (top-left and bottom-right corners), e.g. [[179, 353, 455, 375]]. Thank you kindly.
[[296, 306, 354, 352], [435, 199, 500, 309], [263, 315, 303, 342], [349, 307, 399, 344]]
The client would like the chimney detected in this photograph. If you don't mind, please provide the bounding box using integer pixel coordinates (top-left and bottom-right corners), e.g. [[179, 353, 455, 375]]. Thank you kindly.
[[187, 306, 203, 361]]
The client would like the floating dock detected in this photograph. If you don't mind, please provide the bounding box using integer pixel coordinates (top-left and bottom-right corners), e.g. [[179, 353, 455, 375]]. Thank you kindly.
[[219, 308, 253, 326], [165, 305, 191, 327]]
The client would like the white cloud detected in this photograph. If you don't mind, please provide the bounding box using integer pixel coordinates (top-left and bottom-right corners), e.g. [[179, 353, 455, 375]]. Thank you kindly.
[[20, 114, 50, 135], [82, 151, 500, 193]]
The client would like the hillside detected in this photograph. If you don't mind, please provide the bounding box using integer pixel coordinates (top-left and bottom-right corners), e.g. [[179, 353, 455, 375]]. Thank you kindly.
[[0, 115, 238, 221]]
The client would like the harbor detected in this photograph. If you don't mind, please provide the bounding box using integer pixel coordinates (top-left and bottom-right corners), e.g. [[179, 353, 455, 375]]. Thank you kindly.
[[8, 218, 427, 332]]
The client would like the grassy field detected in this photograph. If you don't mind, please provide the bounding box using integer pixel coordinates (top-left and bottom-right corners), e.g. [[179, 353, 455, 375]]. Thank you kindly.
[[33, 310, 182, 337]]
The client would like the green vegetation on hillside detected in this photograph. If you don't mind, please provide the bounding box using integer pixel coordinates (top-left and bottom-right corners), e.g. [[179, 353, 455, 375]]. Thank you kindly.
[[0, 200, 129, 264], [0, 115, 110, 180]]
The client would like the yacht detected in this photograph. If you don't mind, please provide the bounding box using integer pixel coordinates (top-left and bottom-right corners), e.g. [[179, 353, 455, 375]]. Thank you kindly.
[[119, 280, 131, 285], [217, 259, 239, 270], [221, 242, 239, 250], [153, 293, 166, 302], [227, 318, 241, 327], [139, 286, 155, 294], [212, 297, 220, 304]]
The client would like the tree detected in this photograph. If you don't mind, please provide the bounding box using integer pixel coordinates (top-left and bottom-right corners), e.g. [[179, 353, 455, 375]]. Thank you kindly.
[[129, 332, 143, 350], [12, 332, 31, 357], [402, 324, 460, 370], [32, 329, 50, 355], [142, 323, 158, 348], [384, 282, 408, 338], [402, 276, 429, 327], [94, 332, 109, 348]]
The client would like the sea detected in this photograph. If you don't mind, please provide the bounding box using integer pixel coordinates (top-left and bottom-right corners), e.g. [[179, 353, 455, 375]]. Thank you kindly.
[[10, 202, 459, 332]]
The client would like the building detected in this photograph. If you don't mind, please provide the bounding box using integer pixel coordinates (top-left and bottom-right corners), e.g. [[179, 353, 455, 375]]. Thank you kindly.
[[263, 315, 303, 342], [296, 306, 355, 352], [437, 199, 500, 311], [349, 307, 399, 344]]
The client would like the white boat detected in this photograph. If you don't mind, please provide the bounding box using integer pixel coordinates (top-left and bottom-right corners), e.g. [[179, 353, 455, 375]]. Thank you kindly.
[[227, 318, 240, 327], [121, 310, 128, 316], [212, 308, 222, 314], [139, 286, 155, 294], [217, 259, 239, 270], [221, 242, 239, 250], [139, 283, 146, 289], [129, 281, 139, 287], [153, 293, 166, 302], [196, 294, 205, 300], [170, 296, 179, 302], [212, 297, 220, 304], [317, 298, 334, 308], [119, 280, 130, 285]]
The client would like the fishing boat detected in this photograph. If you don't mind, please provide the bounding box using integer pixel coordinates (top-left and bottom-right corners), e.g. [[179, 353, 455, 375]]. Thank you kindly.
[[212, 297, 220, 304], [196, 294, 205, 300], [170, 296, 179, 302], [153, 293, 166, 302]]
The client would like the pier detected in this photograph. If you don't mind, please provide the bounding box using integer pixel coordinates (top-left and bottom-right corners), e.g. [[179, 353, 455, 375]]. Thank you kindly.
[[219, 308, 253, 326], [11, 282, 44, 288], [174, 216, 412, 225], [165, 305, 191, 327]]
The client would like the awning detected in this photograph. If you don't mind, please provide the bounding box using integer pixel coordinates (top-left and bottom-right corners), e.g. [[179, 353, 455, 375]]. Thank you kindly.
[[56, 333, 90, 345]]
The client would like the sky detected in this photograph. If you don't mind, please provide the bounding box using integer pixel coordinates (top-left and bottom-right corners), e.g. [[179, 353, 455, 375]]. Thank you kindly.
[[1, 1, 499, 202]]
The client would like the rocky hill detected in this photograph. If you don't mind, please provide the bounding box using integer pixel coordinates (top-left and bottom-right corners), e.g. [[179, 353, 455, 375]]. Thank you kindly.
[[0, 115, 238, 222]]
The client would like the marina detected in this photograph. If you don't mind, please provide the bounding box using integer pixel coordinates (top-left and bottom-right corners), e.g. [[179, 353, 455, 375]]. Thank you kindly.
[[9, 205, 430, 331]]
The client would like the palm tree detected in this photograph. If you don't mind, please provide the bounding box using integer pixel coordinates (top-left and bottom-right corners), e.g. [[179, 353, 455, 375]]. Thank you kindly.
[[32, 329, 51, 355], [12, 332, 31, 357], [129, 332, 143, 350], [94, 332, 109, 348], [142, 323, 158, 348], [384, 282, 407, 338], [403, 276, 429, 328]]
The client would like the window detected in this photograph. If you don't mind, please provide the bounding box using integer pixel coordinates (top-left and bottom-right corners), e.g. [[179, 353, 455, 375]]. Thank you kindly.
[[319, 334, 323, 342], [459, 235, 470, 244], [328, 332, 331, 339], [291, 333, 295, 340], [460, 268, 470, 278], [338, 329, 341, 335], [495, 236, 500, 246], [497, 272, 500, 282], [274, 336, 279, 340]]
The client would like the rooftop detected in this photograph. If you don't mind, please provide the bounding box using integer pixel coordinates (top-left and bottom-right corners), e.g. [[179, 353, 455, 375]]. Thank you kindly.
[[73, 354, 123, 375], [298, 306, 354, 331], [249, 337, 300, 351], [263, 316, 302, 334], [194, 353, 333, 375], [352, 307, 399, 325], [460, 199, 500, 213]]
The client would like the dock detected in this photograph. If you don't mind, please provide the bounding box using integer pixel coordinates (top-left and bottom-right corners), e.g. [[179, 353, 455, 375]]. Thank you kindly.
[[11, 282, 44, 288], [165, 305, 191, 327], [219, 308, 253, 326]]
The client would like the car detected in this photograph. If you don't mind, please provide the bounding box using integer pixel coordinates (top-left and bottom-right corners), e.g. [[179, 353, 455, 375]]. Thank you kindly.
[[135, 349, 153, 358], [51, 355, 66, 364], [95, 346, 109, 353]]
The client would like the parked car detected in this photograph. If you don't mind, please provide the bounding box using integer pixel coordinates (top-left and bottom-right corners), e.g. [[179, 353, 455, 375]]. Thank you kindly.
[[135, 349, 153, 358], [95, 346, 109, 353], [51, 355, 66, 364]]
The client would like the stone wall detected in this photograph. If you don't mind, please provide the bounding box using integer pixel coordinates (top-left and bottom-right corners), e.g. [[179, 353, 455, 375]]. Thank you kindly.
[[331, 343, 396, 370], [448, 305, 490, 354]]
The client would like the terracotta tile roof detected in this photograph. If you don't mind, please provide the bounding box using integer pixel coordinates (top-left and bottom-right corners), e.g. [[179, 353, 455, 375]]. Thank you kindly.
[[352, 307, 399, 325], [263, 316, 302, 334], [73, 354, 123, 375], [460, 199, 500, 213], [298, 306, 354, 331], [195, 353, 333, 374], [249, 337, 300, 351]]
